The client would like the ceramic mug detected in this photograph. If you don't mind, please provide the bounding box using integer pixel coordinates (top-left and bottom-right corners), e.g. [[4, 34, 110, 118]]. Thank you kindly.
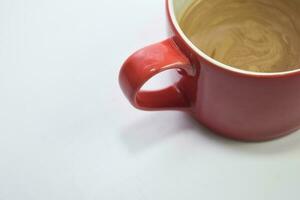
[[119, 0, 300, 141]]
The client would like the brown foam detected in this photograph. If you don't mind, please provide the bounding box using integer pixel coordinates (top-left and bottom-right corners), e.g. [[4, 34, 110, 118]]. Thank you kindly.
[[180, 0, 300, 72]]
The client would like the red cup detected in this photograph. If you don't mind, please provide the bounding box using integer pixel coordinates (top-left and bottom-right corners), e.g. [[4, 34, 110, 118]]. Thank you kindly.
[[119, 0, 300, 141]]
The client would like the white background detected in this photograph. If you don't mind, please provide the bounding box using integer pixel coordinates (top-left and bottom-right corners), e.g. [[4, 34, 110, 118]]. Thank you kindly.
[[0, 0, 300, 200]]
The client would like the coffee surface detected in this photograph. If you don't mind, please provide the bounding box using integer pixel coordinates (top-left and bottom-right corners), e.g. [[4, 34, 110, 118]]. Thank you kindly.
[[180, 0, 300, 72]]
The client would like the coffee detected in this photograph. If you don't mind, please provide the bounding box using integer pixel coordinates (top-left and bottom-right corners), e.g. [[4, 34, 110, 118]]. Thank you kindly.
[[180, 0, 300, 72]]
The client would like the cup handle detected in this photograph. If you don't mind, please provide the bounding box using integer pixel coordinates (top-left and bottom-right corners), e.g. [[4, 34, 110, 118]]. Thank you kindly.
[[119, 38, 194, 111]]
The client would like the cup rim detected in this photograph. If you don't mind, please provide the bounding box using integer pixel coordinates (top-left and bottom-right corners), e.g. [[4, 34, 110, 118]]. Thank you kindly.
[[167, 0, 300, 77]]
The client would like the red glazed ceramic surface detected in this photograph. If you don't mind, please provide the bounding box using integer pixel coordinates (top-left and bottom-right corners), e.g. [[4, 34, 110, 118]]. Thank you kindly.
[[119, 0, 300, 141]]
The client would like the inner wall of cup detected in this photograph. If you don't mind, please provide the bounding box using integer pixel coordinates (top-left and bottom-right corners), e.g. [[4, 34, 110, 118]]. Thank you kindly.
[[173, 0, 197, 21]]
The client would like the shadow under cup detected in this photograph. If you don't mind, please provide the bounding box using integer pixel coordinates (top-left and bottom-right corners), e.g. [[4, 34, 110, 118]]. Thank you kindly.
[[119, 0, 300, 142]]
